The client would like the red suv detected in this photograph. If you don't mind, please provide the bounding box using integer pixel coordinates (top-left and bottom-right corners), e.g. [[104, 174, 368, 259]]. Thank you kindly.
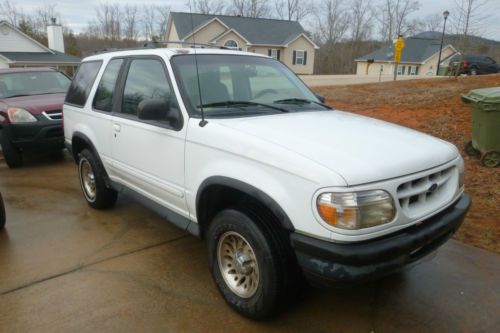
[[0, 68, 71, 167]]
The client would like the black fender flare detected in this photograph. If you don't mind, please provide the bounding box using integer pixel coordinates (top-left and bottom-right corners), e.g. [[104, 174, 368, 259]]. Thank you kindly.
[[196, 176, 295, 231], [71, 132, 112, 188]]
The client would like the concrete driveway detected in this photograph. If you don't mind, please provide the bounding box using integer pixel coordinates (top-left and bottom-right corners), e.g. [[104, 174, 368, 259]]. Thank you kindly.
[[0, 154, 499, 333]]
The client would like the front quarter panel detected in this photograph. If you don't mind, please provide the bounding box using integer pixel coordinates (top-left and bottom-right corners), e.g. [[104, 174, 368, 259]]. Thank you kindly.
[[185, 118, 347, 239]]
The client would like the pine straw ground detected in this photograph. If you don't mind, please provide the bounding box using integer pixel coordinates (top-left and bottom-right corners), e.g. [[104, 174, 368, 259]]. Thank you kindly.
[[313, 74, 500, 253]]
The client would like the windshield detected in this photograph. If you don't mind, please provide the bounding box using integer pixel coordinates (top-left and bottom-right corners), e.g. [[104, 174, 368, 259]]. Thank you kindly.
[[171, 54, 324, 117], [0, 71, 71, 99]]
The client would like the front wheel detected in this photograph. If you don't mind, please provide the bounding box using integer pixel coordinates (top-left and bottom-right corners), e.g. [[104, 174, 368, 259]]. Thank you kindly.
[[78, 149, 118, 209], [207, 208, 299, 319], [0, 130, 23, 168]]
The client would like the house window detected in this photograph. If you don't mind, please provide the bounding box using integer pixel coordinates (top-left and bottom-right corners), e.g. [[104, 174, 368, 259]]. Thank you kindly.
[[224, 39, 238, 50], [294, 50, 306, 65], [397, 65, 405, 75], [409, 66, 418, 75]]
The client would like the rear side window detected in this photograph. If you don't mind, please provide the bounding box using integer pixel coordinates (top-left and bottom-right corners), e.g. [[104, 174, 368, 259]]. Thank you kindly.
[[93, 59, 123, 112], [121, 59, 173, 116], [65, 61, 102, 107]]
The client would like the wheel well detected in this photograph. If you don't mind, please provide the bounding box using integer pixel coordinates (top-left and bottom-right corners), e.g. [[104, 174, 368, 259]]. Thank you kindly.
[[196, 184, 292, 239], [71, 135, 89, 162]]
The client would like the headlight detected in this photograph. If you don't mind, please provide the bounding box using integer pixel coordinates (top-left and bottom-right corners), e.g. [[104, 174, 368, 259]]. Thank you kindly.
[[316, 190, 396, 230], [7, 108, 37, 123]]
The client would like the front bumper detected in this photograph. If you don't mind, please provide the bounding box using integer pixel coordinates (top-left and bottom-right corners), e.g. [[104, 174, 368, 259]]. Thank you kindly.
[[291, 194, 471, 286], [1, 120, 64, 149]]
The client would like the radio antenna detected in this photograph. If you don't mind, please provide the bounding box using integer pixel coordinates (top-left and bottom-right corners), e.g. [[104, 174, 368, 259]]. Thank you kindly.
[[188, 1, 207, 127]]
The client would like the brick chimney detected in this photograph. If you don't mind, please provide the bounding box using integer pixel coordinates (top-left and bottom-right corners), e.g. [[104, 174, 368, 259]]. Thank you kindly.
[[47, 18, 65, 53]]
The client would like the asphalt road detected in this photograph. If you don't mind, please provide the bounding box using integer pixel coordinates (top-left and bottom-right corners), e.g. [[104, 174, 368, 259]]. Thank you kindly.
[[0, 153, 499, 333]]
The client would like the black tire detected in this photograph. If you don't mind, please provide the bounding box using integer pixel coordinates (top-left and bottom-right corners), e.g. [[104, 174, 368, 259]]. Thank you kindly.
[[469, 67, 478, 75], [207, 207, 300, 320], [78, 149, 117, 209], [0, 193, 5, 230], [0, 130, 23, 168]]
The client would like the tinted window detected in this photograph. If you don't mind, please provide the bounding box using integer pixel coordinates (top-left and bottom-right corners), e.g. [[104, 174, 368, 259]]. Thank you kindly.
[[0, 71, 70, 99], [65, 61, 102, 107], [121, 59, 173, 116], [93, 59, 123, 112]]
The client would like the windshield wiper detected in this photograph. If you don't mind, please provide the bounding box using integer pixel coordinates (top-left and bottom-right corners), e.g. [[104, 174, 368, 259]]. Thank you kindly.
[[3, 94, 30, 98], [273, 98, 331, 109], [199, 101, 289, 113]]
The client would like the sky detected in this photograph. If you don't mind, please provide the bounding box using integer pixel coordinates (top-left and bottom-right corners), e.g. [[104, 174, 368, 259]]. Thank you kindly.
[[11, 0, 500, 41]]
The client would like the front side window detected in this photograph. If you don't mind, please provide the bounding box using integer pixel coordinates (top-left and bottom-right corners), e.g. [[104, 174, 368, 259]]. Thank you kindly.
[[171, 54, 323, 118], [0, 71, 71, 99], [93, 59, 123, 112], [65, 61, 102, 107], [121, 58, 175, 118]]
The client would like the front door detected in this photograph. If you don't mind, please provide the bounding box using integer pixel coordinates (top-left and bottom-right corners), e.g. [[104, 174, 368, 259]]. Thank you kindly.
[[110, 57, 188, 217]]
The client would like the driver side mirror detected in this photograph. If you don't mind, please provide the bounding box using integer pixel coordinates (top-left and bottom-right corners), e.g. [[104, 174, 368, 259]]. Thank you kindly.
[[137, 98, 182, 129], [138, 99, 169, 120]]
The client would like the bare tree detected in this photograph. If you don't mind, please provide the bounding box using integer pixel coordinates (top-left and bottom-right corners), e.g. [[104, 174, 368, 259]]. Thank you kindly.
[[315, 0, 349, 45], [423, 13, 443, 32], [142, 5, 157, 40], [123, 4, 139, 40], [157, 6, 171, 39], [452, 0, 490, 76], [0, 0, 22, 26], [376, 0, 420, 41], [188, 0, 225, 14], [93, 3, 122, 41], [347, 0, 373, 72], [274, 0, 311, 22], [229, 0, 269, 18]]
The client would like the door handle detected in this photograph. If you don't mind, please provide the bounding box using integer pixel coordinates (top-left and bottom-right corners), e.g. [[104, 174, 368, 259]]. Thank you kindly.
[[113, 124, 121, 132]]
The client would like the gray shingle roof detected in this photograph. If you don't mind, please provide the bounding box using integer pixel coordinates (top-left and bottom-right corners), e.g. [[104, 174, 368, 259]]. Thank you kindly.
[[355, 37, 452, 63], [170, 12, 306, 45], [0, 51, 81, 64]]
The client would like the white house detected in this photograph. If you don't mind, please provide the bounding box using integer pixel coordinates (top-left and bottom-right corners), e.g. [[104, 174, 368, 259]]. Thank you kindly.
[[0, 20, 80, 71]]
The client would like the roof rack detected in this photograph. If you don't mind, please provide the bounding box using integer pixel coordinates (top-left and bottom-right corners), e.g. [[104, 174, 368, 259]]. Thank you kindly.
[[143, 40, 230, 50]]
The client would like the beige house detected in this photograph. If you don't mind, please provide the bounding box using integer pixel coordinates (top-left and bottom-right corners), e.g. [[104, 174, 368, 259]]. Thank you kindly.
[[165, 12, 318, 74], [355, 34, 458, 77]]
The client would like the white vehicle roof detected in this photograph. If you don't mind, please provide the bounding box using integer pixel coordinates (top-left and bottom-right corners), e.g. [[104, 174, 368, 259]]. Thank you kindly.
[[83, 47, 269, 62]]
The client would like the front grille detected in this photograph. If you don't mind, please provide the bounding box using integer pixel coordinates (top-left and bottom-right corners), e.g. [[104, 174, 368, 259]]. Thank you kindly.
[[43, 110, 62, 121], [397, 166, 455, 217]]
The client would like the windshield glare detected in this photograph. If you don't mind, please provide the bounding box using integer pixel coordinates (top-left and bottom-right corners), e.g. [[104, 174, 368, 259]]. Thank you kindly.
[[171, 54, 320, 116], [0, 71, 71, 99]]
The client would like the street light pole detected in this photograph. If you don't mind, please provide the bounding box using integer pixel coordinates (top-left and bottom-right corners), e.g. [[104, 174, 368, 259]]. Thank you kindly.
[[436, 10, 450, 76]]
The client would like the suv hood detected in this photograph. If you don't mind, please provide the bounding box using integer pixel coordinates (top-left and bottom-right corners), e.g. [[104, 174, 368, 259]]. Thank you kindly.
[[0, 93, 65, 115], [218, 110, 458, 186]]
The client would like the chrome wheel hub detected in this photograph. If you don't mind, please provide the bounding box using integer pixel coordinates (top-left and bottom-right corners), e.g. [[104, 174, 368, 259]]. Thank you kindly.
[[80, 159, 96, 201], [217, 231, 259, 298]]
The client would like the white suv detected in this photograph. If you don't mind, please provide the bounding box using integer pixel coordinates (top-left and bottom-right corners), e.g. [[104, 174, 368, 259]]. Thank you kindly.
[[63, 48, 471, 319]]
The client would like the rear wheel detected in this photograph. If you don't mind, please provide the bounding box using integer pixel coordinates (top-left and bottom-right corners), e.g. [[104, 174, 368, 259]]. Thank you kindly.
[[0, 130, 23, 168], [469, 67, 478, 75], [207, 207, 300, 319], [78, 149, 117, 209]]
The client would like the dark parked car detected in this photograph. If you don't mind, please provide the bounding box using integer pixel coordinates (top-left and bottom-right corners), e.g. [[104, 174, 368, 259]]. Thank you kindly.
[[450, 54, 500, 75], [0, 68, 71, 168]]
